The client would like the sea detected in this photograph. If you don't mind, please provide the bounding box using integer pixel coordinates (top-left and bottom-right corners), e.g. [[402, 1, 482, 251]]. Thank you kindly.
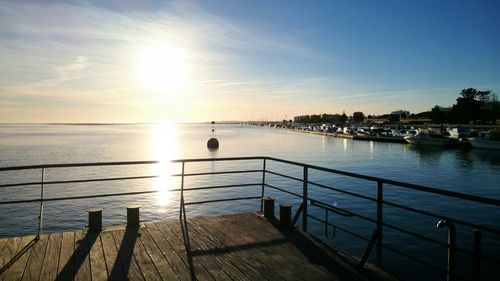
[[0, 123, 499, 281]]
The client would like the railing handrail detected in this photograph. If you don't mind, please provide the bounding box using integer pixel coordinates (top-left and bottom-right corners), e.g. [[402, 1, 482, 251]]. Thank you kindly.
[[2, 156, 500, 207], [265, 156, 500, 207], [1, 156, 499, 280], [0, 156, 268, 172]]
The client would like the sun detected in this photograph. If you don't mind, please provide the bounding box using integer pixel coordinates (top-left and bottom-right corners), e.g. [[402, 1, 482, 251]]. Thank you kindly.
[[136, 44, 189, 92]]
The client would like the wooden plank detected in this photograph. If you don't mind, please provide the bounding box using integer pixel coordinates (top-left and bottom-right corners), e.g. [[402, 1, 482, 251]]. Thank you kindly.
[[214, 213, 334, 280], [1, 235, 36, 281], [0, 238, 9, 257], [87, 232, 107, 281], [56, 231, 75, 281], [162, 220, 232, 281], [154, 221, 216, 281], [191, 217, 288, 281], [100, 230, 126, 281], [74, 230, 91, 281], [39, 233, 62, 281], [0, 238, 21, 272], [145, 223, 193, 281], [111, 229, 144, 280], [138, 226, 180, 281], [21, 235, 48, 281], [179, 219, 253, 281], [199, 216, 300, 281], [122, 228, 161, 281]]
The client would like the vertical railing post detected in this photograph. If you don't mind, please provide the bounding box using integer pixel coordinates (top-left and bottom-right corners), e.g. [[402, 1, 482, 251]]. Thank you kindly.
[[260, 158, 267, 212], [437, 220, 456, 281], [473, 229, 482, 281], [376, 181, 383, 266], [302, 166, 308, 232], [179, 162, 185, 220], [37, 168, 45, 240]]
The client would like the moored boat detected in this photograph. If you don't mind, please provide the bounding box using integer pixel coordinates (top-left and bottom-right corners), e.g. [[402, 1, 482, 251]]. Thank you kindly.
[[404, 128, 457, 147], [469, 130, 500, 150]]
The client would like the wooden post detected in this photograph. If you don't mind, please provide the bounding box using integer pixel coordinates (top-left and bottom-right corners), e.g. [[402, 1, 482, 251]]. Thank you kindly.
[[280, 203, 292, 229], [302, 167, 308, 232], [127, 205, 141, 228], [263, 197, 274, 220], [376, 181, 383, 266], [88, 208, 102, 232], [473, 229, 482, 281]]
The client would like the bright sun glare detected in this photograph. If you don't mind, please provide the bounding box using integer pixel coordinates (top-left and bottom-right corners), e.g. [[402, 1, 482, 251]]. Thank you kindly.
[[150, 123, 178, 209], [136, 44, 189, 93]]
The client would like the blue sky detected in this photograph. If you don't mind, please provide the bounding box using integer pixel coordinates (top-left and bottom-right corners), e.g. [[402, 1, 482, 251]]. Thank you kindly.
[[1, 0, 499, 122]]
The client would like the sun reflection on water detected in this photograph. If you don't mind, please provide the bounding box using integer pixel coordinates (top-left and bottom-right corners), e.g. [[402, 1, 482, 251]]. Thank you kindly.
[[150, 123, 179, 211]]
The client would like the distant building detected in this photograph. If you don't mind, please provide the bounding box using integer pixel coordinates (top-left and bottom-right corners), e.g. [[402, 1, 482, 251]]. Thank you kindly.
[[368, 114, 390, 124], [433, 106, 452, 112], [390, 110, 410, 118]]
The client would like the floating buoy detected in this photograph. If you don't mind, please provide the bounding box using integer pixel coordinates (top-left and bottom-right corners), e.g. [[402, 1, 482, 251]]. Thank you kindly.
[[207, 121, 219, 150], [207, 137, 219, 149]]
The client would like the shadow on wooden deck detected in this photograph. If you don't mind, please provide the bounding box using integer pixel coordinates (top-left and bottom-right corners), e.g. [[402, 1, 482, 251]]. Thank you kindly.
[[0, 212, 397, 281]]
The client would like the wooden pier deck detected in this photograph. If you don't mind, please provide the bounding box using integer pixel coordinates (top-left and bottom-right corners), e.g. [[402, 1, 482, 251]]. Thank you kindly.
[[0, 212, 396, 281]]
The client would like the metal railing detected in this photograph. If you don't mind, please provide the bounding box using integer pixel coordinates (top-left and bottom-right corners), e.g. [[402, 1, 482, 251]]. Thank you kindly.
[[1, 156, 499, 281]]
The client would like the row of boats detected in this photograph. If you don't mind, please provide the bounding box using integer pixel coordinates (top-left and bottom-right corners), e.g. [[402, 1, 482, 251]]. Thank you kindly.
[[404, 128, 500, 150], [255, 122, 500, 150]]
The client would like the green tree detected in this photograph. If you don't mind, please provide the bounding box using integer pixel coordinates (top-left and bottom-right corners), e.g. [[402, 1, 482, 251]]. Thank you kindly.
[[340, 112, 348, 124], [352, 112, 365, 123], [459, 88, 478, 100], [431, 105, 448, 123]]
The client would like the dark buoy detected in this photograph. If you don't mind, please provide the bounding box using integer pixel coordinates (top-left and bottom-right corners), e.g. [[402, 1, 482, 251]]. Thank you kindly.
[[207, 121, 219, 149], [207, 137, 219, 149]]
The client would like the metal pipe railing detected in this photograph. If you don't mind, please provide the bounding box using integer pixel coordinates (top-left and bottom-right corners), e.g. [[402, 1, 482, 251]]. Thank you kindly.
[[1, 156, 499, 281]]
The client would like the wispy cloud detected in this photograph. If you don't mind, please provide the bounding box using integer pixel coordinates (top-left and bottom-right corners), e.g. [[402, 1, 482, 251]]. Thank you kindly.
[[0, 0, 318, 116]]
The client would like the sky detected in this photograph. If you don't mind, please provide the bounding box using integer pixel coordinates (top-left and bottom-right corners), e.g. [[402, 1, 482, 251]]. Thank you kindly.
[[1, 0, 500, 123]]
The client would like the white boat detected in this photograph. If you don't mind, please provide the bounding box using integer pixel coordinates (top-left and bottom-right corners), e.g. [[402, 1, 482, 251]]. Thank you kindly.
[[448, 127, 470, 139], [469, 130, 500, 150], [404, 129, 457, 146]]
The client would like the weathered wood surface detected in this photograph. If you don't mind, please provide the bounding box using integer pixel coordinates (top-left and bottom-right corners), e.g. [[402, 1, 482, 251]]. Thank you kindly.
[[0, 212, 396, 281]]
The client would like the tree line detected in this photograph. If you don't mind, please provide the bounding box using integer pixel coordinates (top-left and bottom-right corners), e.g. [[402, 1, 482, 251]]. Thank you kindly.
[[431, 88, 499, 124], [293, 111, 365, 124], [293, 88, 499, 125]]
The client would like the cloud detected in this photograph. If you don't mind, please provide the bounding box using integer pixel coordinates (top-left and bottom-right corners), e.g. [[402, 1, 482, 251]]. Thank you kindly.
[[0, 1, 317, 109], [56, 56, 89, 80]]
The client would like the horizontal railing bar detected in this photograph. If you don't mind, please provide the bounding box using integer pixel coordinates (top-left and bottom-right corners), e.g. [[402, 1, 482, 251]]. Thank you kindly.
[[183, 183, 261, 191], [3, 156, 498, 206], [307, 214, 370, 242], [0, 170, 262, 189], [0, 182, 262, 206], [184, 196, 261, 206], [0, 156, 267, 172], [309, 198, 377, 223], [0, 175, 160, 188], [180, 169, 263, 177], [265, 183, 303, 198], [309, 189, 500, 236], [308, 214, 470, 279], [482, 253, 500, 265], [381, 242, 448, 275], [0, 160, 159, 171], [383, 199, 500, 235], [310, 200, 353, 217], [310, 199, 480, 256], [0, 190, 161, 205], [308, 180, 377, 202], [266, 157, 500, 206], [265, 170, 303, 182]]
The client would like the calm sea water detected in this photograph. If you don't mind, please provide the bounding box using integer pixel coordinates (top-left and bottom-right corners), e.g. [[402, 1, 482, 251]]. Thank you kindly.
[[1, 123, 499, 280]]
